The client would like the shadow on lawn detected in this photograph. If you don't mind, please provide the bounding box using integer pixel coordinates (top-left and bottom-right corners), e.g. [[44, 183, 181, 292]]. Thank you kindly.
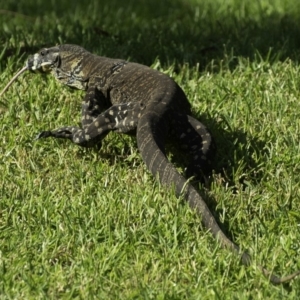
[[88, 0, 300, 68], [2, 0, 300, 67]]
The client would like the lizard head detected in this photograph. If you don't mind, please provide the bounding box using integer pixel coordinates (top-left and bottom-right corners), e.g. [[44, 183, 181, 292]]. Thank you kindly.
[[1, 45, 88, 97], [26, 47, 60, 73], [26, 45, 88, 90]]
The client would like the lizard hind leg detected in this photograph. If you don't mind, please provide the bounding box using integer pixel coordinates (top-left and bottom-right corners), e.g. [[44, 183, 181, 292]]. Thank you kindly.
[[170, 113, 215, 180]]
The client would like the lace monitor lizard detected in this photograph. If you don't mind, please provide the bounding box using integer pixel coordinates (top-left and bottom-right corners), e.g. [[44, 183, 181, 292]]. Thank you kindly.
[[2, 44, 299, 284]]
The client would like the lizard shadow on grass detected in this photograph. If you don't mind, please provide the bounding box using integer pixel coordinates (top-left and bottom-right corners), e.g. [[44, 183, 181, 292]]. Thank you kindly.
[[168, 112, 269, 240]]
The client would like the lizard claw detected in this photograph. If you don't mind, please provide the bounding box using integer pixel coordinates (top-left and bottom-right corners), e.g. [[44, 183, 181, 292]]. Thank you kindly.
[[34, 131, 52, 140]]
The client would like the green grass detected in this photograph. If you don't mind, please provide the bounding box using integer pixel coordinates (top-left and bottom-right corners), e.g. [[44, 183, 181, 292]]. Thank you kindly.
[[1, 0, 300, 298]]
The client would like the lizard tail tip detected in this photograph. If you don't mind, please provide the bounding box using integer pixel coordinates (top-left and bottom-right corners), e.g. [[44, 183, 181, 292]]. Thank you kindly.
[[263, 268, 300, 285]]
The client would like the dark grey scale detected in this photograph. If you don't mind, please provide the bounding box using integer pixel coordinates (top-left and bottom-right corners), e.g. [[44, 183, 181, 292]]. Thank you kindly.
[[111, 61, 128, 74], [169, 113, 215, 179]]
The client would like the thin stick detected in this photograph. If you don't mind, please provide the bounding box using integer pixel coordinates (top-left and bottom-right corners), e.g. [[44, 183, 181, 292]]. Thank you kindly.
[[0, 66, 28, 98]]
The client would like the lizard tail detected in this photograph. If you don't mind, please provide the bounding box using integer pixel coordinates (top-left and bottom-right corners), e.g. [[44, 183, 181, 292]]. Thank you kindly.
[[136, 111, 300, 285]]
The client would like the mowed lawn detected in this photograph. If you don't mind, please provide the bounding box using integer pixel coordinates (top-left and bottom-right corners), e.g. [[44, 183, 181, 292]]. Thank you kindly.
[[1, 0, 300, 299]]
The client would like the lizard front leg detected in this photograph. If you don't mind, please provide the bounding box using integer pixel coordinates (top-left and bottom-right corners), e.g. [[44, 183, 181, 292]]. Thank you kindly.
[[36, 101, 144, 147]]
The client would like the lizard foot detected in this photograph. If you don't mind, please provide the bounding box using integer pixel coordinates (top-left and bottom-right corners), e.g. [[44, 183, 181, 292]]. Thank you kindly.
[[34, 131, 53, 140]]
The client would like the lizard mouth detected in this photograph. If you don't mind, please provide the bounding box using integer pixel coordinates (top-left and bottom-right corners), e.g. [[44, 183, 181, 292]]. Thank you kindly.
[[26, 54, 53, 73]]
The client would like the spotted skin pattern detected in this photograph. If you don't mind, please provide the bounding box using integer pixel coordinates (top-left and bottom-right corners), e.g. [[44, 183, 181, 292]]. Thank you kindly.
[[25, 44, 299, 284], [36, 102, 143, 147]]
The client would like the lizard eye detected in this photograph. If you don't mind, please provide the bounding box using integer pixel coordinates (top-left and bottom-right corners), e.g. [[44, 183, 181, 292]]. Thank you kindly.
[[40, 49, 48, 56]]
